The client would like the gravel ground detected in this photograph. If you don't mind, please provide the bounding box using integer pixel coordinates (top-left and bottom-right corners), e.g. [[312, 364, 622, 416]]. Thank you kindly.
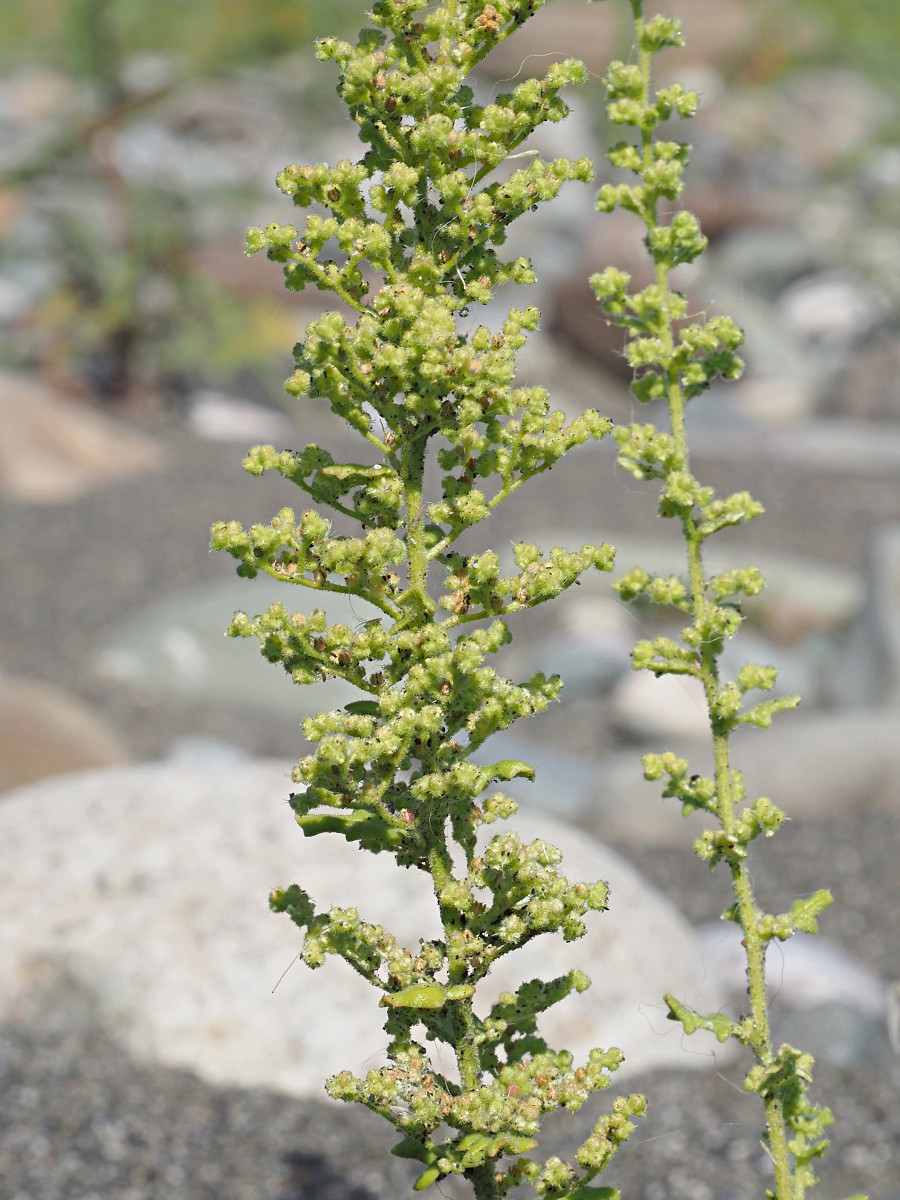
[[2, 420, 898, 1197], [2, 889, 896, 1200]]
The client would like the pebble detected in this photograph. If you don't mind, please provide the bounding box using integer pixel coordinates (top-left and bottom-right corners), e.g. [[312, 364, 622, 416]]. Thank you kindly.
[[611, 670, 710, 741], [479, 0, 787, 79], [0, 677, 128, 794], [95, 577, 382, 716], [570, 705, 900, 844], [695, 921, 887, 1020], [829, 522, 900, 707], [184, 389, 298, 443], [0, 371, 163, 504], [502, 595, 634, 697], [707, 225, 825, 301], [772, 69, 894, 171], [824, 334, 900, 421], [777, 270, 884, 348]]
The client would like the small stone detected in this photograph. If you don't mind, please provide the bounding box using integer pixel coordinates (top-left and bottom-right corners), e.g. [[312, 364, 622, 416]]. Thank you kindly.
[[777, 271, 883, 348], [694, 921, 891, 1065], [0, 372, 163, 503], [184, 390, 296, 443], [164, 735, 249, 765], [512, 596, 634, 697], [588, 706, 900, 845], [823, 335, 900, 422], [776, 1001, 892, 1068], [708, 227, 824, 302], [612, 669, 709, 741], [828, 523, 900, 707], [695, 921, 887, 1019], [0, 678, 128, 794], [95, 577, 382, 716], [772, 69, 893, 173], [480, 0, 791, 80]]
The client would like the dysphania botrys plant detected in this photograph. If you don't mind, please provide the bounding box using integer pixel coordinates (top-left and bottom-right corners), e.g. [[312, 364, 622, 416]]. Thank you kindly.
[[591, 2, 864, 1198], [211, 2, 646, 1197]]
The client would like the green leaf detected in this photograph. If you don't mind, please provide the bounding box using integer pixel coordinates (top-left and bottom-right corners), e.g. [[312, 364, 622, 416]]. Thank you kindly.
[[413, 1166, 441, 1191], [296, 810, 405, 851], [665, 993, 736, 1043], [380, 982, 475, 1009], [343, 700, 380, 715], [499, 1133, 538, 1155], [737, 694, 800, 729], [789, 889, 833, 934], [391, 1136, 437, 1164], [485, 759, 536, 783]]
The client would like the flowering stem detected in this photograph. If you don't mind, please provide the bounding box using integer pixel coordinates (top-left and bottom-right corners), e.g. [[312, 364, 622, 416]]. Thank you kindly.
[[594, 2, 847, 1196], [213, 3, 646, 1195]]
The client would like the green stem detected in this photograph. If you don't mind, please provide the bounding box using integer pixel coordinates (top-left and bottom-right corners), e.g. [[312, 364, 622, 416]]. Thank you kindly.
[[403, 435, 431, 610], [670, 364, 794, 1200], [663, 178, 795, 1200], [627, 0, 795, 1192]]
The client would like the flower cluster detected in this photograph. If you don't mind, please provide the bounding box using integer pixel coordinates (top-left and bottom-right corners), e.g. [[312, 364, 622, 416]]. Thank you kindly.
[[213, 1, 641, 1196], [592, 5, 844, 1197]]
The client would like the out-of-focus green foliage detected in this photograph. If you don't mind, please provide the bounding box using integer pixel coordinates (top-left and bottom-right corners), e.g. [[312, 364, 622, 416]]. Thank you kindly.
[[0, 0, 355, 76], [793, 0, 899, 89], [0, 0, 345, 405], [0, 0, 892, 86]]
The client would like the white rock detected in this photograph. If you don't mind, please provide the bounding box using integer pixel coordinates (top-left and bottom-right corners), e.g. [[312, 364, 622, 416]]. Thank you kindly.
[[0, 761, 728, 1098], [94, 576, 383, 714], [612, 668, 710, 740], [695, 922, 887, 1020], [585, 705, 900, 843], [184, 390, 296, 443], [778, 271, 882, 347]]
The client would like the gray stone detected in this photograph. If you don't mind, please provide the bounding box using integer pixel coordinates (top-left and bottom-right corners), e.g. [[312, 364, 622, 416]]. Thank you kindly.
[[719, 629, 821, 709], [695, 921, 886, 1019], [184, 389, 296, 443], [611, 670, 710, 741], [777, 271, 883, 349], [502, 595, 634, 698], [708, 227, 825, 303], [0, 761, 729, 1099], [164, 735, 250, 765], [773, 69, 893, 173], [695, 922, 891, 1068], [573, 706, 900, 844], [756, 418, 900, 476], [471, 734, 602, 818], [776, 1002, 893, 1068], [824, 335, 900, 422], [95, 576, 383, 715], [559, 529, 861, 627], [479, 0, 797, 80], [828, 523, 900, 708]]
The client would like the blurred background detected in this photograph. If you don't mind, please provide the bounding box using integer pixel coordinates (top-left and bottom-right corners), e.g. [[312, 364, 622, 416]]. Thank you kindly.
[[1, 1, 899, 1197], [1, 0, 899, 772]]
